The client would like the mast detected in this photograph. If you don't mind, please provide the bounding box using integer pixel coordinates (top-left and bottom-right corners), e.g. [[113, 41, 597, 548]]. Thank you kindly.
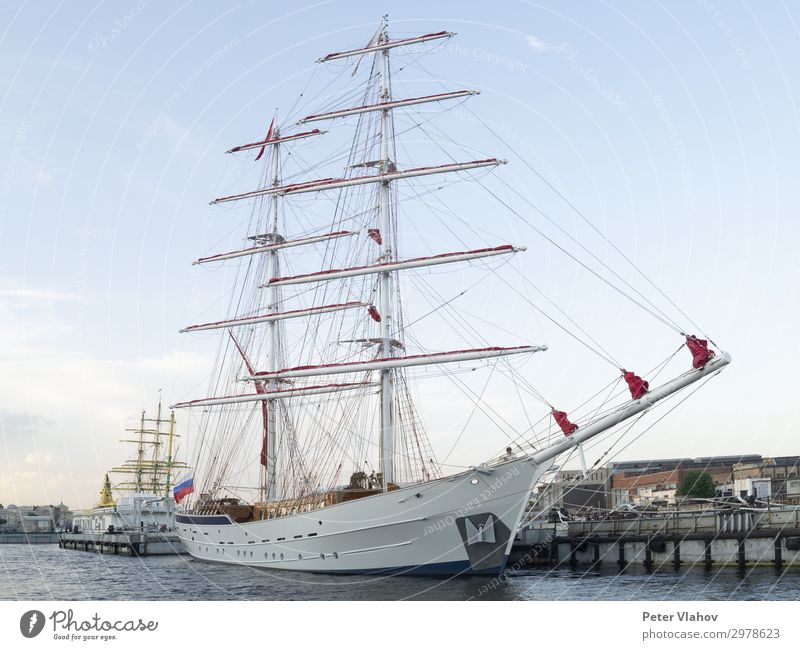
[[266, 122, 280, 501], [378, 16, 394, 490], [250, 346, 546, 380], [210, 159, 503, 204], [113, 399, 188, 495], [182, 20, 550, 500], [192, 231, 356, 266], [262, 246, 524, 286], [149, 397, 163, 493], [172, 382, 377, 409], [136, 410, 145, 491], [164, 410, 176, 498]]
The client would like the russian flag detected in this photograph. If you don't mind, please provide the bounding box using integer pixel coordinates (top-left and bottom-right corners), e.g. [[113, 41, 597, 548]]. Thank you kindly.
[[173, 473, 194, 504]]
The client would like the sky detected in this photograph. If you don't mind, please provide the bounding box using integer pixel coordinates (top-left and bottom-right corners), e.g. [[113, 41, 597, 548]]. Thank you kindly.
[[1, 0, 798, 508]]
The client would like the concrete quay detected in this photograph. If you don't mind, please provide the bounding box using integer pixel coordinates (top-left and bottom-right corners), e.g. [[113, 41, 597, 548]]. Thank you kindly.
[[513, 508, 800, 569]]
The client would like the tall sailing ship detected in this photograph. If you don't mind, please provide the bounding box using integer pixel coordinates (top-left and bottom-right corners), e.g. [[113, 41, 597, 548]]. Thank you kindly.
[[172, 19, 730, 575], [72, 397, 189, 533]]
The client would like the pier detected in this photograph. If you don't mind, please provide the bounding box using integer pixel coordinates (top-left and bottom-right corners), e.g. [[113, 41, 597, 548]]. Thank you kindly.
[[0, 532, 59, 544], [59, 531, 186, 556], [513, 508, 800, 569]]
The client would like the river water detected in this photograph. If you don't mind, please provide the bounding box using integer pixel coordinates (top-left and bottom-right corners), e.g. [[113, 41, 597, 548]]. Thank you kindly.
[[2, 544, 799, 600]]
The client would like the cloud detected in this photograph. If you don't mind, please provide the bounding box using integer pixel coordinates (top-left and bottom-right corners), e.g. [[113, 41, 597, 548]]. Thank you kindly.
[[0, 279, 211, 508], [0, 409, 56, 438], [0, 348, 211, 507], [0, 280, 79, 302], [23, 453, 54, 467], [526, 35, 552, 52]]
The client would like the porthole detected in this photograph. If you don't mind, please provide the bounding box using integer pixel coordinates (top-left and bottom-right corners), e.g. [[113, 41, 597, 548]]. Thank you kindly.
[[250, 551, 253, 557], [272, 553, 276, 560], [470, 478, 479, 485], [280, 553, 284, 561], [298, 554, 303, 560], [319, 553, 325, 560], [333, 552, 339, 559], [264, 553, 268, 559]]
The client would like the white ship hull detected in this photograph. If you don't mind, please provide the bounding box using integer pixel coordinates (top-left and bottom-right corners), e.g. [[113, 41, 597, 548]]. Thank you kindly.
[[176, 456, 545, 575]]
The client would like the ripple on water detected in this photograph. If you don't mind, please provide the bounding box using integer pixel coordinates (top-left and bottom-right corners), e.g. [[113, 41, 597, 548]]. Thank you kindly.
[[2, 545, 799, 600]]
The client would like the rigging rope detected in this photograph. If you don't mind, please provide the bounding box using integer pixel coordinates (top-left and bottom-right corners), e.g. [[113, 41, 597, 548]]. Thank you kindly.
[[414, 118, 687, 335], [405, 59, 713, 342], [466, 105, 707, 331]]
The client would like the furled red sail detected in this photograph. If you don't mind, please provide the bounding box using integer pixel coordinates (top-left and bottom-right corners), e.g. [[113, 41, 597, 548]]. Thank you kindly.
[[685, 334, 715, 369], [228, 332, 269, 466], [552, 409, 578, 436], [254, 118, 274, 161], [368, 306, 381, 322], [622, 370, 649, 400], [368, 228, 382, 245]]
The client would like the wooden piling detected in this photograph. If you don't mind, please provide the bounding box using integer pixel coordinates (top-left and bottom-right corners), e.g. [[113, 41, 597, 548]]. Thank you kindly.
[[774, 536, 783, 570]]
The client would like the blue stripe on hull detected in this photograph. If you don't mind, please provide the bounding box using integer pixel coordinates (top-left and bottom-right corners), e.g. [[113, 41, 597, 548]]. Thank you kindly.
[[176, 514, 232, 525], [278, 555, 510, 577]]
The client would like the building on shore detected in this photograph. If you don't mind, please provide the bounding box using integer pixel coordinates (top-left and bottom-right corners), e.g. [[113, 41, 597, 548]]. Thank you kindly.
[[0, 503, 71, 533], [609, 467, 684, 509], [532, 468, 610, 515], [606, 455, 767, 508], [533, 454, 800, 513], [724, 456, 800, 502]]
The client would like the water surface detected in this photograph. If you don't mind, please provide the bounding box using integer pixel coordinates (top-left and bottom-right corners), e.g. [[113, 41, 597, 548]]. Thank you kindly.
[[2, 544, 798, 600]]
